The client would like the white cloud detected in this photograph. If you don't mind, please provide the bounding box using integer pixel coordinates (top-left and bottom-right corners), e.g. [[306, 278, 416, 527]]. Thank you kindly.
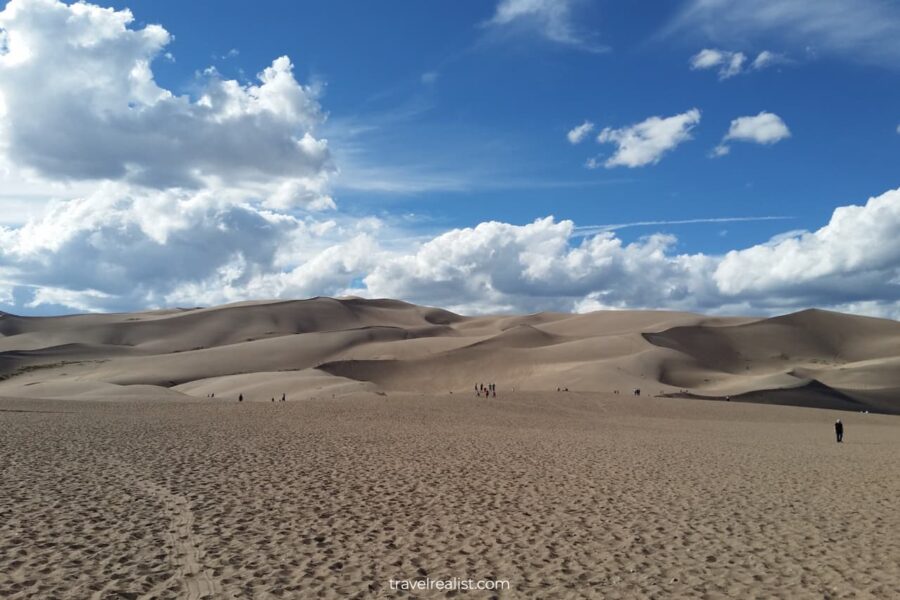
[[670, 0, 900, 67], [3, 183, 900, 319], [714, 111, 790, 156], [567, 120, 594, 144], [714, 188, 900, 310], [689, 48, 745, 79], [596, 109, 701, 168], [357, 188, 900, 318], [485, 0, 605, 52], [690, 48, 783, 79], [0, 182, 381, 311], [751, 50, 786, 70], [362, 190, 900, 317], [0, 0, 332, 201], [361, 217, 718, 314]]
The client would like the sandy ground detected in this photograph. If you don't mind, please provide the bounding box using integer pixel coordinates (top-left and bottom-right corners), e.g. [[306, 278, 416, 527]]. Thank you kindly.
[[2, 391, 899, 599]]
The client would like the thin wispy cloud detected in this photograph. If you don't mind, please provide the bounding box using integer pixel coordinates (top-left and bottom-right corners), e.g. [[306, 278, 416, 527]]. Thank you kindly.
[[567, 120, 595, 144], [667, 0, 900, 67], [573, 216, 794, 236], [483, 0, 607, 53]]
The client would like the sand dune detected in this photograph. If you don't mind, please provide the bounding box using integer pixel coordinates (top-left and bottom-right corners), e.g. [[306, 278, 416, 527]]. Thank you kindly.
[[1, 299, 899, 413]]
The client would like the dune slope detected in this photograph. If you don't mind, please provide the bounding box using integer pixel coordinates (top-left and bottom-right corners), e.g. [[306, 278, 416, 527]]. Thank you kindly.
[[1, 300, 898, 413]]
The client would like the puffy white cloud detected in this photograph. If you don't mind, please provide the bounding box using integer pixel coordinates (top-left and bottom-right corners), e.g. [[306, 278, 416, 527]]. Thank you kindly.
[[3, 184, 900, 318], [567, 120, 594, 144], [689, 48, 783, 79], [361, 217, 718, 314], [0, 0, 332, 199], [714, 111, 790, 156], [360, 190, 900, 317], [596, 109, 701, 168], [485, 0, 605, 52], [0, 182, 381, 311], [670, 0, 900, 67], [715, 188, 900, 307]]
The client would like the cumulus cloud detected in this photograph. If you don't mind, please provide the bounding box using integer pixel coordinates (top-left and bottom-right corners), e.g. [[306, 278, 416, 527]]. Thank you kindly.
[[669, 0, 900, 67], [689, 48, 783, 79], [358, 188, 900, 318], [714, 188, 900, 312], [0, 182, 381, 311], [485, 0, 605, 52], [361, 217, 719, 314], [567, 120, 594, 144], [0, 0, 332, 200], [596, 109, 701, 168], [714, 111, 790, 156], [3, 183, 900, 318], [0, 0, 345, 312]]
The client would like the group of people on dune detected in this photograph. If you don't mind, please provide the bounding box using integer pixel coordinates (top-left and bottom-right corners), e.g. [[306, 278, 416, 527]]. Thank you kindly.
[[475, 383, 496, 397], [234, 393, 286, 403]]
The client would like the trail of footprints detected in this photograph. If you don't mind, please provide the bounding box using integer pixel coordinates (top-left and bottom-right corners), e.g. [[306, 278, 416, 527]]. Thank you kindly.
[[134, 479, 221, 600]]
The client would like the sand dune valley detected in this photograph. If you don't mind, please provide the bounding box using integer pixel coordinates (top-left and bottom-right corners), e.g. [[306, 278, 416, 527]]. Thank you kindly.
[[2, 297, 900, 599]]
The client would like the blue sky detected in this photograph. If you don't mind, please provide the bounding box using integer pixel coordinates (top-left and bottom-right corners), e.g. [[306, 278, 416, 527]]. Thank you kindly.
[[0, 0, 899, 316]]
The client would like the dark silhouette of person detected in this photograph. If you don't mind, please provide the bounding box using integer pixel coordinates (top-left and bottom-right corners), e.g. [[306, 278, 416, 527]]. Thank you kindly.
[[835, 419, 843, 443], [281, 393, 286, 402], [239, 393, 243, 402]]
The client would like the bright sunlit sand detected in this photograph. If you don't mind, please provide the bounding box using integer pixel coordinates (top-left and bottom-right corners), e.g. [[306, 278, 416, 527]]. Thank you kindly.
[[2, 391, 899, 599]]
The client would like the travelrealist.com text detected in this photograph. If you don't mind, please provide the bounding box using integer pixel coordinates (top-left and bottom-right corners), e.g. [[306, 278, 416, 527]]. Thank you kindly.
[[388, 577, 511, 592]]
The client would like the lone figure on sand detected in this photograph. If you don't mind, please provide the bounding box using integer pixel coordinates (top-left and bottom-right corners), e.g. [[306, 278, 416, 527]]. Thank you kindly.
[[239, 393, 243, 402], [835, 419, 844, 443]]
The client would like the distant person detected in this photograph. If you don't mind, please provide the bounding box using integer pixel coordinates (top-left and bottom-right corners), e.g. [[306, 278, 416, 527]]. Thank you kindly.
[[281, 393, 286, 402], [239, 393, 243, 402], [271, 397, 275, 403], [835, 419, 844, 443]]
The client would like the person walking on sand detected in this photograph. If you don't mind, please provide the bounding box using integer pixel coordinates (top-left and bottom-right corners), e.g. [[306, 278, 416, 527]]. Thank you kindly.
[[835, 419, 844, 443], [281, 393, 286, 402], [239, 393, 243, 402]]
